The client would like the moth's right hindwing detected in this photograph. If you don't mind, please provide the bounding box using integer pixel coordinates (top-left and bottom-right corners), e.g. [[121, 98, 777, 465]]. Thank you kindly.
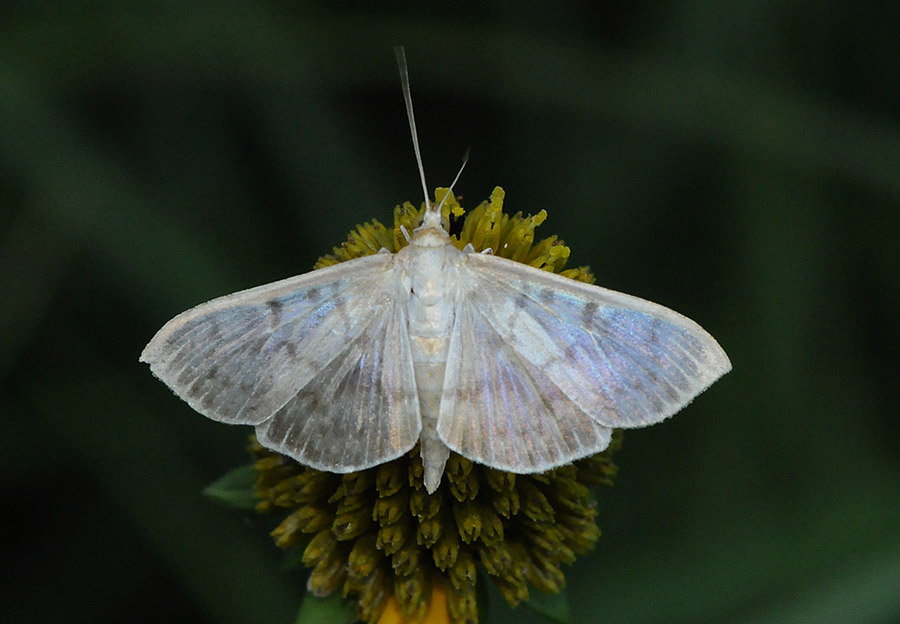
[[438, 288, 613, 473]]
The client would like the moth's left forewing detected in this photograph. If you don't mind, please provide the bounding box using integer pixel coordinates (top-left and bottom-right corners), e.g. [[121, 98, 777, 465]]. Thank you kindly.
[[459, 253, 731, 430], [139, 255, 398, 425], [139, 253, 422, 471]]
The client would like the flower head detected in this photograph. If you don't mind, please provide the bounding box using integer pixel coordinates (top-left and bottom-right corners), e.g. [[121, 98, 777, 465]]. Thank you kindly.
[[243, 188, 621, 624]]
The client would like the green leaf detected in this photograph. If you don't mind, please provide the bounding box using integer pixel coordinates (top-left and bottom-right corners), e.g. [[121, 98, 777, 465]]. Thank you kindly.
[[294, 593, 356, 624], [523, 588, 571, 624], [203, 465, 258, 510]]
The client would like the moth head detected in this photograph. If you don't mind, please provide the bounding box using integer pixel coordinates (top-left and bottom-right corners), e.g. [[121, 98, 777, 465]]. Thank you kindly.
[[410, 216, 449, 246], [418, 202, 445, 231]]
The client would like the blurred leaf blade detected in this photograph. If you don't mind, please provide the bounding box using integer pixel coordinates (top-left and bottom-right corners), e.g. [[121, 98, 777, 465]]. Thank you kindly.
[[204, 465, 258, 510], [522, 588, 571, 624], [294, 593, 356, 624]]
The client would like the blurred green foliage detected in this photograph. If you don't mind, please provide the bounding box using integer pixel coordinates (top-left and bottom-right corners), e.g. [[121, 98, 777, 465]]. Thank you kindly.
[[2, 2, 899, 623]]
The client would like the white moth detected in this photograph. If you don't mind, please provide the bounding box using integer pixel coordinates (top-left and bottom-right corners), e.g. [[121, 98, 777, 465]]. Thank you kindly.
[[140, 48, 731, 494]]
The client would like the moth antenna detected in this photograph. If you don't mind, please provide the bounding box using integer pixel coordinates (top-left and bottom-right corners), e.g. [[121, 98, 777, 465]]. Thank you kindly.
[[394, 46, 435, 225], [434, 148, 470, 215]]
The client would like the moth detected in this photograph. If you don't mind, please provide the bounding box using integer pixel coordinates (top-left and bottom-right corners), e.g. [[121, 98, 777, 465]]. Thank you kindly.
[[140, 48, 731, 494]]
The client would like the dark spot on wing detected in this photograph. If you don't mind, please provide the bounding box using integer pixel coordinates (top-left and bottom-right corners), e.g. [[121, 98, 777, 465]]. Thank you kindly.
[[582, 301, 599, 326], [186, 380, 201, 398], [244, 403, 260, 420], [664, 382, 679, 401], [515, 294, 529, 309], [650, 316, 661, 344], [306, 287, 321, 302], [205, 365, 219, 380], [559, 420, 578, 450], [540, 288, 556, 303], [646, 387, 664, 413], [297, 389, 321, 411], [485, 328, 506, 349], [167, 324, 191, 344], [177, 368, 194, 386], [266, 300, 283, 328], [284, 342, 297, 359]]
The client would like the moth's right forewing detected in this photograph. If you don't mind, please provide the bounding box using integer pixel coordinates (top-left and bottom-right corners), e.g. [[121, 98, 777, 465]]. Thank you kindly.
[[140, 254, 401, 426]]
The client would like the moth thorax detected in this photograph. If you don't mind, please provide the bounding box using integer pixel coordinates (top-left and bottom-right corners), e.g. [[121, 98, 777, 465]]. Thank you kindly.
[[408, 246, 454, 300], [410, 223, 450, 247]]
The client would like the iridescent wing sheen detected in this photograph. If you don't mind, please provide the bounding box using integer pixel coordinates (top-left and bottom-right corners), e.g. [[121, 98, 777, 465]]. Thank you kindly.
[[140, 254, 421, 471], [437, 252, 731, 472], [438, 294, 613, 472], [256, 290, 421, 472]]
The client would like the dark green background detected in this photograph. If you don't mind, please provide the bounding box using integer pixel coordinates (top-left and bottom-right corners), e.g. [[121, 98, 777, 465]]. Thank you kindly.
[[3, 2, 899, 623]]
